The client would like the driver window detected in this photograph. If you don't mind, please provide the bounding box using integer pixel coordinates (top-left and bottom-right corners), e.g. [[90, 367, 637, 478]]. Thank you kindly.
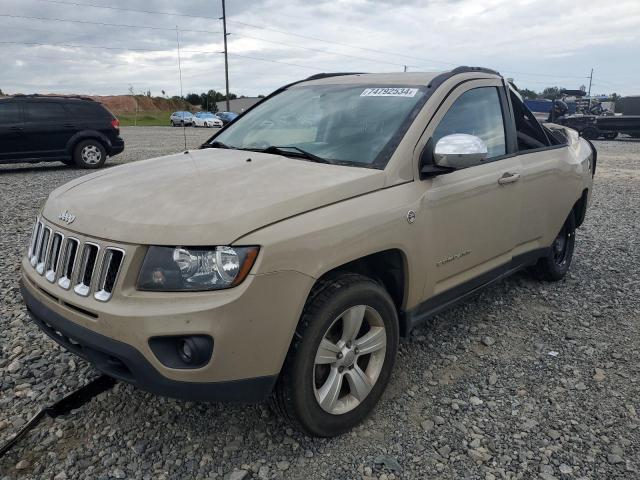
[[432, 87, 506, 159]]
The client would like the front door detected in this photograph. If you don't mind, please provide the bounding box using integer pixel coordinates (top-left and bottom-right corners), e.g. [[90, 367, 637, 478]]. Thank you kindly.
[[417, 81, 522, 302]]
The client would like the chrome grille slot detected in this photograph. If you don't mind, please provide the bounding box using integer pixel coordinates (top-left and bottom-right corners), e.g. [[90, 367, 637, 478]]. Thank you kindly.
[[35, 227, 51, 275], [58, 238, 79, 290], [28, 219, 42, 260], [45, 233, 64, 282], [73, 243, 99, 297], [94, 248, 125, 302], [30, 221, 44, 267]]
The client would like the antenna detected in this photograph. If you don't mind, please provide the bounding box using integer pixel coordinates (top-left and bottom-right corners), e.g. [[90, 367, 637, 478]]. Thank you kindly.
[[176, 26, 187, 150]]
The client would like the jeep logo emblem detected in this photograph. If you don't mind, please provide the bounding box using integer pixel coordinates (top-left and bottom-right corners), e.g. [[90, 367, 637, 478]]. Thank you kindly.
[[58, 210, 76, 225]]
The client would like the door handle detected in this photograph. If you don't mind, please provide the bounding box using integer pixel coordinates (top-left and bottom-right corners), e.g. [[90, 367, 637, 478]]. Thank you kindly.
[[9, 126, 24, 131], [63, 123, 76, 128], [498, 172, 521, 185]]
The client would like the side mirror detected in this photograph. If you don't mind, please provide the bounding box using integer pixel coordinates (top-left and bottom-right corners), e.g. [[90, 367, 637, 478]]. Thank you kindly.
[[433, 134, 488, 170]]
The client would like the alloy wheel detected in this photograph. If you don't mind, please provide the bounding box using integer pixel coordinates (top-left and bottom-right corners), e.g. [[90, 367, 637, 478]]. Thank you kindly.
[[81, 145, 102, 165], [313, 305, 387, 415]]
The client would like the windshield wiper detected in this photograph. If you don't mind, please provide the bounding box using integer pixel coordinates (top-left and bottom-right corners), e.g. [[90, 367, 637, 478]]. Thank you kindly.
[[201, 140, 233, 149], [259, 145, 333, 164]]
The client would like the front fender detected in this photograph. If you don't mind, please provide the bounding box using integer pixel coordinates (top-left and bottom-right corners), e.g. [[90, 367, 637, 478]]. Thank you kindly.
[[236, 181, 427, 310]]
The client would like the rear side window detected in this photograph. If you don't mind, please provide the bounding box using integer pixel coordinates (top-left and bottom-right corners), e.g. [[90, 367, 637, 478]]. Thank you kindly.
[[26, 102, 68, 122], [432, 87, 506, 159], [66, 102, 111, 119], [0, 102, 21, 124]]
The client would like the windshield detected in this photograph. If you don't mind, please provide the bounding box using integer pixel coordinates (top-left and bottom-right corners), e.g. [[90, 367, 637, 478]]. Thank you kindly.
[[209, 84, 427, 168]]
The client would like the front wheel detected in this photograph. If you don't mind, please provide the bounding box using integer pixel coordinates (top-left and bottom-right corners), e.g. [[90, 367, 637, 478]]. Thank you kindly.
[[533, 213, 576, 281], [604, 132, 618, 140], [271, 274, 399, 437], [73, 139, 106, 169]]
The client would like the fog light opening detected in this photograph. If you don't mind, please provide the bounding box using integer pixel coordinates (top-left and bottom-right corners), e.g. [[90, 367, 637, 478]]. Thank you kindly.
[[179, 339, 195, 364]]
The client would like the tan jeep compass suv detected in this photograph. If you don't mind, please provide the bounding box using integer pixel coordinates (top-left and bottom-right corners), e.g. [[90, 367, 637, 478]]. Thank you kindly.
[[21, 67, 596, 437]]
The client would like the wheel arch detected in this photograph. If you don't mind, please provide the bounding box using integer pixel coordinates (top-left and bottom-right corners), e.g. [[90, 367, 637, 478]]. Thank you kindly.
[[309, 248, 409, 334], [66, 130, 111, 156], [572, 188, 589, 228]]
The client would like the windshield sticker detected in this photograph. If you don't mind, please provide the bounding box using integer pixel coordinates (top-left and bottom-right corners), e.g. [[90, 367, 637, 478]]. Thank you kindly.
[[360, 87, 418, 97]]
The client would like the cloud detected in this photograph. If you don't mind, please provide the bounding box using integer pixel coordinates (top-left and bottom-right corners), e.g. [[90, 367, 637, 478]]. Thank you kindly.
[[0, 0, 638, 96]]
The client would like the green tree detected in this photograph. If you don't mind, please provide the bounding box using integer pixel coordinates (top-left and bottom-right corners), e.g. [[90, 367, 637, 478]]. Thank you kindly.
[[185, 93, 202, 105], [519, 88, 538, 99], [610, 93, 623, 112], [0, 88, 4, 96], [541, 87, 564, 100]]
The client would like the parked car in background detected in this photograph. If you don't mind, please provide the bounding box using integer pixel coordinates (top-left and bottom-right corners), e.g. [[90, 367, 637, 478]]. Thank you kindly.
[[215, 111, 238, 125], [170, 111, 194, 127], [0, 95, 124, 168], [193, 112, 223, 128]]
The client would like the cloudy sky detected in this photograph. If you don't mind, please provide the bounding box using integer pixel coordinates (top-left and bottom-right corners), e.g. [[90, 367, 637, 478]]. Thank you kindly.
[[1, 0, 639, 97]]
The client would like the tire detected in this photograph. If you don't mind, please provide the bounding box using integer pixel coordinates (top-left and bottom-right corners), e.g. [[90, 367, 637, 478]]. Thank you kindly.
[[604, 132, 618, 140], [581, 127, 599, 140], [73, 139, 107, 169], [533, 213, 576, 281], [271, 274, 399, 437]]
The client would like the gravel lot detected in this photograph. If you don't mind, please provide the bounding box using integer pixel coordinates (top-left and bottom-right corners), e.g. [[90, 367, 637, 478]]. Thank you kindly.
[[1, 127, 639, 480]]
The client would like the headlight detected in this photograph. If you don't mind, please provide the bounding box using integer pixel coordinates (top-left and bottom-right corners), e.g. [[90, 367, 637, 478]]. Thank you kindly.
[[137, 246, 259, 291]]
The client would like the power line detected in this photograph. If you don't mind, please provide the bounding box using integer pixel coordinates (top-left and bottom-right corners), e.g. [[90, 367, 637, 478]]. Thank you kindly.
[[2, 13, 411, 69], [34, 0, 220, 20], [32, 0, 451, 67], [226, 18, 456, 67], [0, 40, 320, 70], [0, 13, 221, 34], [231, 32, 417, 68], [0, 40, 209, 54], [26, 0, 605, 80]]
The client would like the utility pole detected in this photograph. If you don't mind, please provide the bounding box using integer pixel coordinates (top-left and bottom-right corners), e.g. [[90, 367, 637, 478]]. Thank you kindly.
[[221, 0, 230, 112], [587, 68, 593, 110], [403, 65, 407, 72]]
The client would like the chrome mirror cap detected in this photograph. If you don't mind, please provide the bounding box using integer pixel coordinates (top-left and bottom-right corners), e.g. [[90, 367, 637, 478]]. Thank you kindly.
[[433, 134, 488, 169]]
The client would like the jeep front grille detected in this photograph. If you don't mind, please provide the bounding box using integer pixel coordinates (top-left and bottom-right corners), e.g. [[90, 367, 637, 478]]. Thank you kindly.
[[27, 218, 125, 302], [74, 243, 99, 296], [58, 238, 79, 290], [35, 227, 51, 275], [45, 232, 64, 282], [94, 248, 125, 302]]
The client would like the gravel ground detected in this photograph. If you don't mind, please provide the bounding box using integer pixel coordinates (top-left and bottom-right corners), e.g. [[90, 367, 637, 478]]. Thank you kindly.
[[1, 128, 639, 480]]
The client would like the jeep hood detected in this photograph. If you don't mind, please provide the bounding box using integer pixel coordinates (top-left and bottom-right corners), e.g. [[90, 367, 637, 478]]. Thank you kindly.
[[42, 149, 385, 245]]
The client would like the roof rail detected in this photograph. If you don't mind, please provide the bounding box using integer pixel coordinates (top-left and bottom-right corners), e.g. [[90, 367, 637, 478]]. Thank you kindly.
[[305, 72, 366, 81], [11, 94, 96, 101], [450, 66, 501, 77]]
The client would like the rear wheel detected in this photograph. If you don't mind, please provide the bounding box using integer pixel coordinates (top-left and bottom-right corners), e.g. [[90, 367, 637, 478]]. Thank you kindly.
[[73, 139, 106, 169], [533, 213, 576, 281], [271, 274, 399, 437], [581, 127, 599, 140], [604, 132, 618, 140]]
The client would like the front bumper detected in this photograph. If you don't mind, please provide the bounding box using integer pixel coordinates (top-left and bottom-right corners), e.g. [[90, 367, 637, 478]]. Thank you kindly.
[[21, 282, 277, 402]]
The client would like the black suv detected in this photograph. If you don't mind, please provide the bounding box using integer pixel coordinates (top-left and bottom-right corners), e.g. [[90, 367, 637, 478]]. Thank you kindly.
[[0, 95, 124, 168]]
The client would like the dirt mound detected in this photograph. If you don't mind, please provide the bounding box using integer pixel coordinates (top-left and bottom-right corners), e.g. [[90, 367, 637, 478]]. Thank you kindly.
[[93, 95, 190, 114]]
